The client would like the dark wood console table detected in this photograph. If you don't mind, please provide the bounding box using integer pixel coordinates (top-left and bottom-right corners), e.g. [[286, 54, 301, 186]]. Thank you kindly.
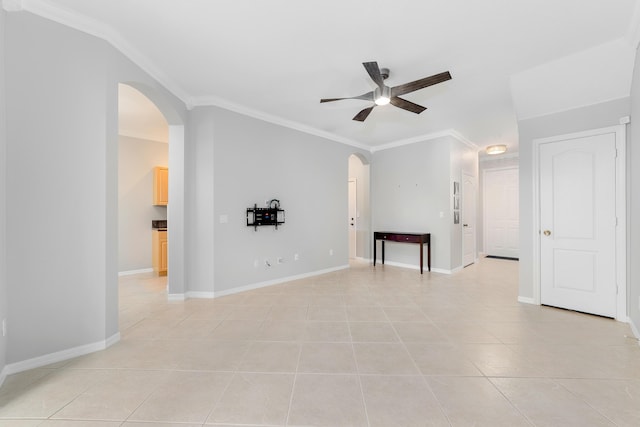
[[373, 232, 431, 274]]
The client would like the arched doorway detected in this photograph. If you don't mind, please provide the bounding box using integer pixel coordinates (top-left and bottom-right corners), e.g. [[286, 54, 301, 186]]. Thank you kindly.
[[115, 82, 185, 300], [348, 153, 371, 261]]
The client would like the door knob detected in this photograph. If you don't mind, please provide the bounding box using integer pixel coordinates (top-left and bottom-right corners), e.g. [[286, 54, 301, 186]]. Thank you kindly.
[[543, 230, 551, 236], [463, 224, 468, 227]]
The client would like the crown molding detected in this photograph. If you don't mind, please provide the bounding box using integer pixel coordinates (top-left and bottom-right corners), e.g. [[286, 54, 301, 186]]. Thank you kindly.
[[370, 128, 477, 153], [7, 0, 477, 155], [192, 95, 371, 151], [13, 0, 192, 106], [479, 151, 519, 162]]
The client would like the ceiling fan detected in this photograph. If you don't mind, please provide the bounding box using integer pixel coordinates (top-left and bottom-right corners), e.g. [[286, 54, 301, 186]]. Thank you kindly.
[[320, 61, 452, 122]]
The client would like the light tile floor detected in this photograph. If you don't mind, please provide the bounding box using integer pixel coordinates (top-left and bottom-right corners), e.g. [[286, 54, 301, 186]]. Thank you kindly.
[[1, 258, 639, 426]]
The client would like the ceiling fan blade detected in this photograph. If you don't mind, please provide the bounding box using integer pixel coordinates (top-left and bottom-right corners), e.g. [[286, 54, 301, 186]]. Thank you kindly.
[[353, 106, 375, 121], [320, 91, 374, 103], [363, 61, 385, 89], [390, 97, 427, 114], [391, 71, 452, 97]]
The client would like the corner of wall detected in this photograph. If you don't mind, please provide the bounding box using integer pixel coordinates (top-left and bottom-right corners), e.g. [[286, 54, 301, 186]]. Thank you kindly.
[[0, 6, 9, 382]]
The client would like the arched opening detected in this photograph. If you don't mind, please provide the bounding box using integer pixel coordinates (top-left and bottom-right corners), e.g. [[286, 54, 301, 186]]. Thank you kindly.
[[348, 153, 371, 262], [117, 84, 169, 277], [115, 82, 185, 305]]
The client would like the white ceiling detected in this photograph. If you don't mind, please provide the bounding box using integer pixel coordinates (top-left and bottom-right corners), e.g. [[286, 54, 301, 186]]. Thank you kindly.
[[14, 0, 640, 153]]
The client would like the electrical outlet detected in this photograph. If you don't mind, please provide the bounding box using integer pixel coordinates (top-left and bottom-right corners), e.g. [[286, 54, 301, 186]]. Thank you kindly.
[[2, 319, 6, 337], [294, 253, 299, 261], [329, 249, 334, 256], [253, 259, 259, 268]]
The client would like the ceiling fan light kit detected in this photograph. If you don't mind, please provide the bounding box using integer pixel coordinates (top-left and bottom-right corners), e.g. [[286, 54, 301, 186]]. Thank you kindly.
[[486, 144, 507, 155], [320, 61, 452, 121]]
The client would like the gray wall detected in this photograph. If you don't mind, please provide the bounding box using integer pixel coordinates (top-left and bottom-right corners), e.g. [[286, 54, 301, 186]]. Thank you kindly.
[[629, 46, 640, 333], [372, 136, 470, 272], [517, 97, 630, 301], [0, 8, 8, 380], [4, 11, 186, 365], [187, 106, 370, 295], [118, 136, 168, 272]]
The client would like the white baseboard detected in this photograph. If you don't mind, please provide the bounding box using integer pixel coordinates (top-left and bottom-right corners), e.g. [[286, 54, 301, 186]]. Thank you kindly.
[[629, 317, 640, 345], [118, 268, 153, 277], [518, 296, 536, 305], [3, 332, 120, 377], [167, 293, 186, 301], [169, 265, 351, 301], [0, 365, 7, 388], [213, 264, 351, 298], [377, 260, 452, 274]]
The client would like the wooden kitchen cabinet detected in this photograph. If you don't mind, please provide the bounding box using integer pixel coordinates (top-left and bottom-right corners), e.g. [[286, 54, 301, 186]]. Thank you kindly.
[[153, 166, 168, 205], [152, 229, 168, 276]]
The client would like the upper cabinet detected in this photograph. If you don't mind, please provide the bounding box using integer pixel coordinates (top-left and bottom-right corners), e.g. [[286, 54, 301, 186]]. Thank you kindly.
[[153, 166, 168, 205]]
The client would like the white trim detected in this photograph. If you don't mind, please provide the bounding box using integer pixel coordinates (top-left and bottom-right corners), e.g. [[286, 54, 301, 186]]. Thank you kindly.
[[3, 332, 120, 376], [370, 129, 477, 153], [479, 152, 520, 162], [213, 265, 350, 298], [166, 265, 351, 301], [518, 296, 536, 305], [192, 96, 370, 151], [167, 293, 186, 302], [118, 268, 153, 277], [378, 260, 453, 275], [16, 0, 192, 105], [483, 166, 519, 259], [532, 125, 627, 320], [5, 1, 482, 154], [0, 366, 7, 388], [629, 317, 640, 343]]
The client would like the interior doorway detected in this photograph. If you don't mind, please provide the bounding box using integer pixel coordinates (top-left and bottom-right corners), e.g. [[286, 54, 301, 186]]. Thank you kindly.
[[348, 154, 371, 261], [348, 179, 357, 259], [533, 125, 626, 320], [483, 167, 519, 258], [117, 84, 169, 276], [115, 82, 186, 301], [462, 173, 476, 267]]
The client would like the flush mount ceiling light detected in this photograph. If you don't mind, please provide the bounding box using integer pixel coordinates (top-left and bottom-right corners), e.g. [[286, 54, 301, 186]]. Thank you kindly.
[[486, 144, 507, 155]]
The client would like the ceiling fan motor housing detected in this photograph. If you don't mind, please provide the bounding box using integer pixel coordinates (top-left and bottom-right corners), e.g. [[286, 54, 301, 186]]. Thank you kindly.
[[380, 68, 390, 80]]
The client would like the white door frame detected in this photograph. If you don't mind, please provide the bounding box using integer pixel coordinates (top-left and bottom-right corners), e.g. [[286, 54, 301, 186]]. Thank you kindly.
[[348, 178, 357, 259], [532, 125, 627, 321], [462, 172, 477, 266], [483, 166, 519, 258]]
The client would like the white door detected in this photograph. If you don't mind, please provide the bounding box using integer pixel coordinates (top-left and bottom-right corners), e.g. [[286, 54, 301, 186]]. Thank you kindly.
[[348, 179, 357, 259], [539, 133, 617, 317], [462, 174, 476, 267], [484, 167, 519, 258]]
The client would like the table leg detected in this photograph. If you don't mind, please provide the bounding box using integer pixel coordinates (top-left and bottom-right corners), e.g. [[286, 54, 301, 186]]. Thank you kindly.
[[420, 242, 424, 274], [381, 241, 385, 265], [373, 239, 377, 266], [428, 241, 431, 272]]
